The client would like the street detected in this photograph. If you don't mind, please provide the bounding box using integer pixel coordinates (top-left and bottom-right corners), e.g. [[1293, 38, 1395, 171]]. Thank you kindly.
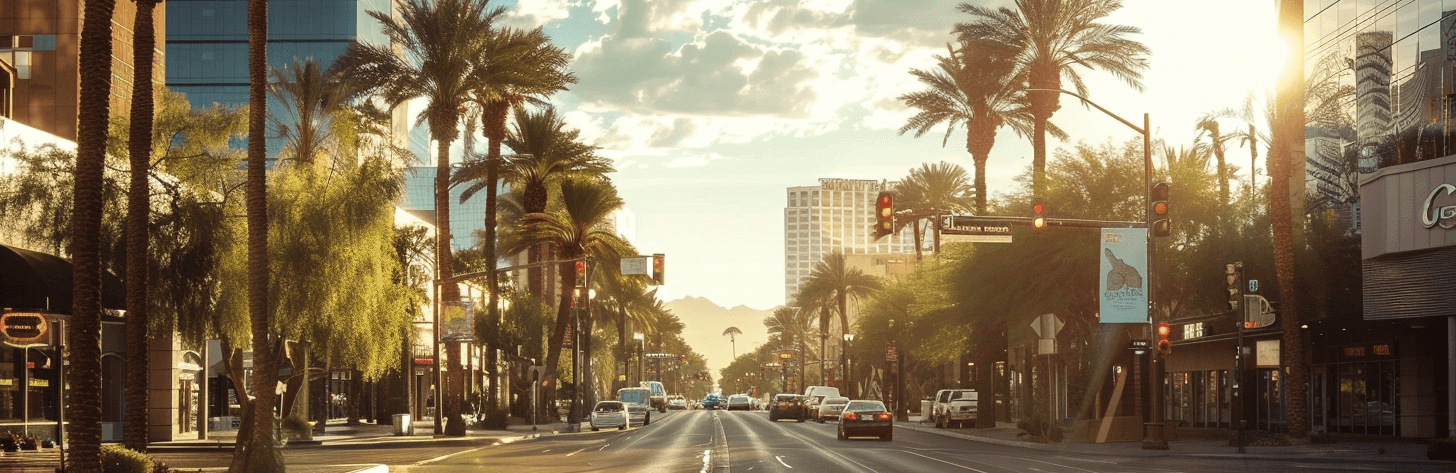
[[372, 410, 1456, 473]]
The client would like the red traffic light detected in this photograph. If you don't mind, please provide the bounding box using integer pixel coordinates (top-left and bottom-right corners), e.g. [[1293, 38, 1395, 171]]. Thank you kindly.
[[873, 191, 894, 239], [1031, 198, 1047, 229], [1157, 323, 1170, 338]]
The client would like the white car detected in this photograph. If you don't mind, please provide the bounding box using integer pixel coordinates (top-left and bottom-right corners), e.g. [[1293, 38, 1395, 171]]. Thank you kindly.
[[589, 401, 628, 431], [815, 396, 850, 422], [617, 387, 653, 426], [726, 394, 752, 411], [932, 389, 978, 429], [668, 397, 687, 410]]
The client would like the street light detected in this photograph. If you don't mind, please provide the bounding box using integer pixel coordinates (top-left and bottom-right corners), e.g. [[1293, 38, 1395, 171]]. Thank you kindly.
[[633, 332, 645, 385], [842, 333, 855, 399], [1027, 87, 1163, 450]]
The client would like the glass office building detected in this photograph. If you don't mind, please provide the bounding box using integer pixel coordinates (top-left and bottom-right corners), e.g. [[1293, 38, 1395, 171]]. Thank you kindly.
[[783, 179, 917, 303]]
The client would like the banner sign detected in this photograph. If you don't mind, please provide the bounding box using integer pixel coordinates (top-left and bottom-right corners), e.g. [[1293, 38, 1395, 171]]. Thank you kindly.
[[1098, 228, 1148, 324], [440, 300, 475, 342], [1, 312, 48, 345], [621, 256, 651, 275]]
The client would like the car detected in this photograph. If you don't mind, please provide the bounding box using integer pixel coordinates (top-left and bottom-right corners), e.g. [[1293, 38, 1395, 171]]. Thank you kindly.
[[726, 394, 752, 411], [589, 401, 629, 431], [931, 389, 978, 429], [668, 397, 687, 410], [617, 387, 653, 426], [702, 393, 724, 410], [768, 393, 807, 422], [641, 381, 668, 413], [802, 386, 841, 417], [838, 400, 893, 441], [815, 396, 850, 423]]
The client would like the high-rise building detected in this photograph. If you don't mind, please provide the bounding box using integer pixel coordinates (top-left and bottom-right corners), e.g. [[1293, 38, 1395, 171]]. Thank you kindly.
[[784, 178, 917, 303], [1, 1, 166, 140], [400, 166, 488, 252]]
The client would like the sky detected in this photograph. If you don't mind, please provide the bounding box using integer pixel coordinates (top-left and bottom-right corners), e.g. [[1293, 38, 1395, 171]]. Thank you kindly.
[[488, 0, 1285, 311]]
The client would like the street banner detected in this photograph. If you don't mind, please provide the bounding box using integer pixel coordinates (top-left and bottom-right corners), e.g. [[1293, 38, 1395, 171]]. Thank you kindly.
[[621, 256, 651, 275], [440, 299, 475, 342], [1098, 228, 1148, 324]]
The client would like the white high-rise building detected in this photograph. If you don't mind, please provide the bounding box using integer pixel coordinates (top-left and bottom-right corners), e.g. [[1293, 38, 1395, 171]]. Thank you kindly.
[[784, 178, 918, 303]]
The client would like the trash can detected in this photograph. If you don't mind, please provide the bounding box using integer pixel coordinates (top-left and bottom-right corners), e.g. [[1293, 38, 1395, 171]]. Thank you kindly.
[[920, 400, 934, 422], [392, 414, 412, 436]]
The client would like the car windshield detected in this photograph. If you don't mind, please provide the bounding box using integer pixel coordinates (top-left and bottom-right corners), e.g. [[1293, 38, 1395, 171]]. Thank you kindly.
[[824, 398, 848, 405], [951, 391, 976, 401], [619, 390, 650, 405], [846, 401, 885, 412]]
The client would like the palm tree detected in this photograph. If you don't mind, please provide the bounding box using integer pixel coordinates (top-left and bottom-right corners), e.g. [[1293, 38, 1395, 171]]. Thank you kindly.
[[235, 0, 283, 470], [71, 1, 117, 471], [1193, 112, 1234, 207], [267, 57, 355, 167], [899, 40, 1056, 215], [518, 177, 630, 421], [894, 162, 976, 259], [335, 0, 503, 436], [764, 306, 816, 390], [722, 327, 742, 359], [123, 0, 161, 453], [955, 0, 1150, 198], [796, 251, 882, 341]]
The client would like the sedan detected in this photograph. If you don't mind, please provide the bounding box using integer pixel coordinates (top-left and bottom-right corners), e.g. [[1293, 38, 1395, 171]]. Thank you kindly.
[[589, 401, 628, 431], [815, 396, 849, 423], [726, 394, 752, 411], [837, 400, 893, 441]]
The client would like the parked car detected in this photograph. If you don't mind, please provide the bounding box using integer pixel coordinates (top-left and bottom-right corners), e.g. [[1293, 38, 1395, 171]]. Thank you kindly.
[[931, 389, 978, 429], [589, 401, 628, 431], [642, 381, 668, 413], [702, 393, 724, 410], [727, 394, 752, 411], [768, 393, 807, 422], [838, 400, 893, 441], [617, 387, 652, 426], [815, 396, 850, 423]]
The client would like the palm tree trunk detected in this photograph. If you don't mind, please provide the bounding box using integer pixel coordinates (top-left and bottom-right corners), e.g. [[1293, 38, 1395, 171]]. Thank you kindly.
[[543, 259, 579, 412], [240, 0, 283, 469], [911, 219, 923, 262], [436, 134, 466, 436], [483, 105, 505, 415], [124, 0, 159, 453], [72, 1, 117, 470], [1032, 116, 1048, 198], [1271, 0, 1309, 441]]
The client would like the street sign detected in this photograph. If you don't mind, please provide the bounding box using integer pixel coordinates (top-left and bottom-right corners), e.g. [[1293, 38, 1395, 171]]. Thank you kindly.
[[1248, 279, 1259, 293], [621, 256, 651, 276], [645, 353, 677, 359], [0, 312, 48, 344], [1129, 339, 1151, 349], [885, 341, 898, 362], [940, 216, 1013, 243]]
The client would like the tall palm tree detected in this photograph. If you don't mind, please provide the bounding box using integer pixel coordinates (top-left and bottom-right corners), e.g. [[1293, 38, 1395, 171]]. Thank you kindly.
[[267, 57, 355, 167], [895, 162, 976, 259], [518, 177, 629, 420], [764, 306, 816, 390], [335, 0, 503, 436], [123, 0, 162, 453], [1193, 112, 1234, 207], [72, 1, 117, 471], [796, 251, 882, 341], [1270, 0, 1308, 440], [955, 0, 1150, 198], [722, 326, 742, 360], [899, 40, 1055, 215]]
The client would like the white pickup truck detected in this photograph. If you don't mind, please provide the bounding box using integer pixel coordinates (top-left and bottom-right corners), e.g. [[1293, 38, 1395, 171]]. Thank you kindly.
[[931, 389, 978, 429]]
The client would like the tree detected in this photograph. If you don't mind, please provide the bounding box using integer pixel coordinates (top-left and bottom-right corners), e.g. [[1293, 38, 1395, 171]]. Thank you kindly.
[[1193, 112, 1234, 208], [722, 327, 742, 360], [955, 0, 1150, 198], [70, 0, 117, 469], [267, 57, 356, 166], [894, 162, 976, 258], [335, 0, 503, 436], [1270, 0, 1308, 441], [899, 40, 1055, 215], [796, 251, 882, 341], [124, 0, 162, 451]]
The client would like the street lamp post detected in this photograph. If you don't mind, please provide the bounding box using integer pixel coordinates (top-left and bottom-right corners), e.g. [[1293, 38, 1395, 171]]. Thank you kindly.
[[633, 332, 645, 385], [1027, 88, 1162, 450], [842, 333, 855, 398]]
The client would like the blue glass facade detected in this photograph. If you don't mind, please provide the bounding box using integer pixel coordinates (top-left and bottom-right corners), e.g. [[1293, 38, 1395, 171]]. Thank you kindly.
[[402, 167, 491, 252]]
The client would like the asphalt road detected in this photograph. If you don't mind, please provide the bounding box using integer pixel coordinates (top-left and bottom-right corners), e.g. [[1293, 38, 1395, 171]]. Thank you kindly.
[[395, 409, 1456, 473]]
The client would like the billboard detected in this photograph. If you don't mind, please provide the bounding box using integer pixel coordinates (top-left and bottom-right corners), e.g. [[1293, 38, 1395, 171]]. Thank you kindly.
[[440, 299, 475, 342], [1099, 228, 1148, 324]]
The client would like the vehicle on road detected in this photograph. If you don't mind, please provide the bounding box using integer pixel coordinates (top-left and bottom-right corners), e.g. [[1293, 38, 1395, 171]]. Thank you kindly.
[[642, 381, 668, 412], [838, 400, 893, 441], [726, 394, 752, 410], [932, 389, 978, 429], [815, 396, 849, 422], [617, 387, 652, 426], [589, 401, 628, 431], [668, 396, 687, 410], [702, 393, 724, 410], [802, 386, 841, 418], [768, 393, 807, 422]]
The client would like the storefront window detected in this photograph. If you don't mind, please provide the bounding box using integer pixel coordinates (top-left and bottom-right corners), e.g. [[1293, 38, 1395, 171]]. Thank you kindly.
[[0, 348, 19, 422]]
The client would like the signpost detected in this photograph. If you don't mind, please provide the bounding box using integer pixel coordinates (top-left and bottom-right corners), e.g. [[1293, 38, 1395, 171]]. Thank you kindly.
[[940, 216, 1013, 243]]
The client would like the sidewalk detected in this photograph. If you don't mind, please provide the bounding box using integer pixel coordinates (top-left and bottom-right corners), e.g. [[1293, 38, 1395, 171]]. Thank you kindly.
[[896, 415, 1435, 464]]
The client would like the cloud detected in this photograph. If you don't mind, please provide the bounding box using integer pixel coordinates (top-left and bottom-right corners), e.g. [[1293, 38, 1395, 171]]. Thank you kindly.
[[506, 0, 573, 28], [664, 152, 728, 168]]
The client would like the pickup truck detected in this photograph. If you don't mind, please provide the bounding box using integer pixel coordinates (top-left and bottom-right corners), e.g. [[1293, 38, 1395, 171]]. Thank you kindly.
[[931, 389, 978, 429]]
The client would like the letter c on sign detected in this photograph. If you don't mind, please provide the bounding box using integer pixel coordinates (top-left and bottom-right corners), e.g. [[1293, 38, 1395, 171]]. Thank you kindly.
[[1423, 184, 1456, 229]]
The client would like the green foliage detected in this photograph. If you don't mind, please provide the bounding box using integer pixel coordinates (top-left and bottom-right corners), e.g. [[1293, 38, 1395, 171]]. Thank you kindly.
[[1015, 408, 1063, 444], [280, 413, 312, 433], [100, 444, 154, 473]]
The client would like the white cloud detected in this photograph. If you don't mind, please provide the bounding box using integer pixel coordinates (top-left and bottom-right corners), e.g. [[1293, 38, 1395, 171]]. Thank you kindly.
[[507, 0, 573, 28], [664, 152, 728, 168]]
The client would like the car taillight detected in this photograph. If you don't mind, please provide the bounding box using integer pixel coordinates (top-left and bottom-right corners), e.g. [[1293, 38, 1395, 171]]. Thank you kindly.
[[876, 412, 892, 421], [842, 413, 857, 420]]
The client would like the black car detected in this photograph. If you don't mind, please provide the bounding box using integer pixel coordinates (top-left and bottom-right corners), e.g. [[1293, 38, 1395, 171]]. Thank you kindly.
[[768, 393, 807, 422], [837, 400, 893, 441]]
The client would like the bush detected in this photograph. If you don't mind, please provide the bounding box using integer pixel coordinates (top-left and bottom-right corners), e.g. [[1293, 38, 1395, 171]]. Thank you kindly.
[[1428, 437, 1456, 461], [281, 413, 312, 433], [475, 404, 509, 430], [100, 444, 153, 473], [1015, 412, 1063, 444]]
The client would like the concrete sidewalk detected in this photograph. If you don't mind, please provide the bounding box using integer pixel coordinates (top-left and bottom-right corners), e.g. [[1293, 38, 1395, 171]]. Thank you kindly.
[[896, 415, 1435, 464]]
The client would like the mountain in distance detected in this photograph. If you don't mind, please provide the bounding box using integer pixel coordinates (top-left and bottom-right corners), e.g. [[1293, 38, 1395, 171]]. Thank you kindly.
[[664, 296, 773, 388]]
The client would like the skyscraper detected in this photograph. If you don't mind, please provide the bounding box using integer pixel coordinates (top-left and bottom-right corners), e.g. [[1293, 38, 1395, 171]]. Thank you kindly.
[[784, 178, 917, 303]]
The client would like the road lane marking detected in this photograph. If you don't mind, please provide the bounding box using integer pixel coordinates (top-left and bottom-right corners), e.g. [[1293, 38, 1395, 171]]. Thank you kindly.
[[701, 448, 711, 473], [416, 446, 488, 466], [775, 455, 793, 468], [565, 447, 587, 457], [893, 450, 990, 473], [1010, 456, 1098, 473]]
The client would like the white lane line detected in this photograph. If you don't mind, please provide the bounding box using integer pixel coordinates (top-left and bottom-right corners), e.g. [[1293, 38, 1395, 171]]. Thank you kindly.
[[598, 442, 613, 451], [1011, 456, 1099, 473], [894, 450, 990, 473], [775, 455, 794, 469], [565, 447, 587, 457], [416, 446, 488, 466], [700, 448, 712, 473]]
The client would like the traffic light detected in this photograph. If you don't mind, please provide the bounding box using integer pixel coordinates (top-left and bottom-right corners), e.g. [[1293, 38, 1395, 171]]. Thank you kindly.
[[1151, 181, 1171, 237], [1226, 262, 1242, 312], [575, 260, 586, 287], [874, 191, 894, 239], [1032, 197, 1047, 229], [652, 253, 665, 285], [1156, 323, 1172, 355]]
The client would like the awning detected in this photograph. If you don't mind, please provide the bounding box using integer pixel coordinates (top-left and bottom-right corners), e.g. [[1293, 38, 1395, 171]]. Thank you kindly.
[[0, 243, 125, 313]]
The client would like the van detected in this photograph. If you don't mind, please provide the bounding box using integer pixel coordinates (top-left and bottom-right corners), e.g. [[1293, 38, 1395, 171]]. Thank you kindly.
[[641, 381, 667, 412]]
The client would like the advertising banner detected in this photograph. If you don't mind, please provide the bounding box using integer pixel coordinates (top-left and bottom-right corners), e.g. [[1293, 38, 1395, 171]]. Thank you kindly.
[[1099, 228, 1148, 324], [440, 299, 475, 342]]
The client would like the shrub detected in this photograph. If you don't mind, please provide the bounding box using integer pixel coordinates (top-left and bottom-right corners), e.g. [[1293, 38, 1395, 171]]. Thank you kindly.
[[1015, 411, 1063, 444], [281, 413, 312, 433], [100, 444, 153, 473], [475, 404, 509, 430], [1428, 437, 1456, 461]]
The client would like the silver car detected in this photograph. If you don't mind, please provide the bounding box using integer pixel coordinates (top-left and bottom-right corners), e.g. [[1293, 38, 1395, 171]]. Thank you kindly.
[[815, 396, 850, 422], [727, 394, 752, 410], [589, 401, 628, 431]]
